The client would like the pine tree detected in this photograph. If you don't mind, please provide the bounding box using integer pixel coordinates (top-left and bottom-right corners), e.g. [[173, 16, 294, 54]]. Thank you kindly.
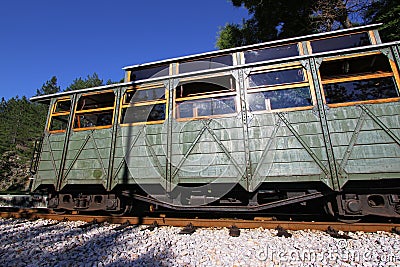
[[65, 73, 104, 91], [365, 0, 400, 42], [217, 0, 373, 49], [35, 76, 61, 96]]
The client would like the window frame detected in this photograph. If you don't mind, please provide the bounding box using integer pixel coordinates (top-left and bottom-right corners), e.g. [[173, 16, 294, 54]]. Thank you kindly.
[[73, 90, 116, 131], [245, 63, 315, 113], [120, 83, 167, 126], [319, 52, 400, 108], [174, 73, 238, 121], [47, 97, 72, 134]]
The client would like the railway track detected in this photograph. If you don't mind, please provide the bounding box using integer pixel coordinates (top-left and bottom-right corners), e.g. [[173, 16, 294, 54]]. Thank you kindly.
[[1, 208, 399, 233]]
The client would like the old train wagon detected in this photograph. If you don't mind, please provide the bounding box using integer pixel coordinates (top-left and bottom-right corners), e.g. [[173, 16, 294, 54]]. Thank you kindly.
[[30, 24, 400, 220]]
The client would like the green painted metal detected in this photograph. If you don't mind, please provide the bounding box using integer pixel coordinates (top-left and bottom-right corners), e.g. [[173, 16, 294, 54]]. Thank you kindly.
[[107, 88, 122, 191], [235, 68, 252, 191], [307, 58, 340, 190], [61, 129, 113, 188], [31, 133, 64, 191], [325, 103, 400, 186], [56, 94, 77, 191], [277, 112, 329, 176], [247, 110, 328, 190], [336, 107, 366, 184]]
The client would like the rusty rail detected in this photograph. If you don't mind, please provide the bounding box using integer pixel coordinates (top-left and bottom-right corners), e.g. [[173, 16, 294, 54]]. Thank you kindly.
[[0, 209, 399, 233]]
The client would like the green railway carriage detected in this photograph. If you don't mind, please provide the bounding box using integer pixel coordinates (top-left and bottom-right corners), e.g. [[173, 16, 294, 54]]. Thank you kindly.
[[30, 24, 400, 220]]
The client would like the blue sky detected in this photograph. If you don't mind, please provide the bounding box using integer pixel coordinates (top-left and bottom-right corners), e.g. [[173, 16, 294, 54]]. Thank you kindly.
[[0, 0, 248, 100]]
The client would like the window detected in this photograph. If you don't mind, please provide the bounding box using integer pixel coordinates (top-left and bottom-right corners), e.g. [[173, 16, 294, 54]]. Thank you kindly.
[[175, 75, 236, 119], [120, 85, 166, 124], [320, 54, 399, 105], [73, 92, 115, 129], [244, 44, 298, 64], [248, 87, 312, 111], [48, 98, 71, 132], [178, 55, 233, 74], [249, 68, 305, 87], [247, 66, 313, 112], [129, 64, 169, 81], [311, 32, 370, 53]]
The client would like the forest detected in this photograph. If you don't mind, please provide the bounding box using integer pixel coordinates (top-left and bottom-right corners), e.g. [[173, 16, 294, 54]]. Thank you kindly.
[[0, 0, 398, 191]]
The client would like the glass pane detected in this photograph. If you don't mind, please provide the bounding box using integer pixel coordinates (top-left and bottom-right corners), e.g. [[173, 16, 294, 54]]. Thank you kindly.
[[244, 44, 298, 63], [311, 32, 370, 53], [249, 68, 305, 87], [121, 104, 165, 124], [212, 97, 236, 115], [179, 55, 233, 73], [177, 96, 236, 118], [320, 54, 392, 79], [124, 87, 165, 103], [248, 87, 312, 111], [130, 64, 169, 80], [323, 77, 399, 104], [176, 75, 235, 98], [49, 115, 69, 131], [74, 111, 113, 128], [54, 100, 71, 113], [77, 92, 115, 111]]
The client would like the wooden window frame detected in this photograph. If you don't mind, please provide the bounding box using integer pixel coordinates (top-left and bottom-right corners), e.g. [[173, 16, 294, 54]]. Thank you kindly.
[[175, 73, 238, 121], [246, 64, 315, 113], [47, 97, 71, 134], [73, 91, 116, 131], [319, 52, 400, 108], [120, 84, 167, 126]]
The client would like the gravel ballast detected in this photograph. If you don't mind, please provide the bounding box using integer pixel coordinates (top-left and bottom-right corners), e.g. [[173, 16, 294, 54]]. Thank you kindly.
[[0, 218, 399, 266]]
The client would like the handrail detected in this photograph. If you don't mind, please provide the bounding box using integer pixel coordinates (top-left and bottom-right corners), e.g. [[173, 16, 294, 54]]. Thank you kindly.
[[29, 135, 43, 175]]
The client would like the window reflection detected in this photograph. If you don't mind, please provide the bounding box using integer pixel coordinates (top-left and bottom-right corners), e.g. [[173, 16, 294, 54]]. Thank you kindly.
[[124, 87, 165, 103], [179, 55, 233, 74], [177, 96, 236, 118], [244, 45, 298, 63], [320, 53, 399, 104], [175, 75, 236, 119], [320, 54, 392, 79], [311, 32, 370, 53], [130, 64, 169, 81], [324, 77, 398, 104], [248, 87, 312, 111], [249, 68, 305, 87], [121, 85, 166, 124], [121, 104, 166, 124]]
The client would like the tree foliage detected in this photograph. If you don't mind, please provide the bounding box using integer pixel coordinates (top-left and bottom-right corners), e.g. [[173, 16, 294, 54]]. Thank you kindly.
[[35, 76, 61, 96], [365, 0, 400, 42], [217, 0, 378, 49], [65, 73, 104, 91]]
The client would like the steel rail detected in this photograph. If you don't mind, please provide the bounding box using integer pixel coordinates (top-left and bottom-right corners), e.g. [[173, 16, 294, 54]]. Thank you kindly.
[[1, 209, 399, 233]]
